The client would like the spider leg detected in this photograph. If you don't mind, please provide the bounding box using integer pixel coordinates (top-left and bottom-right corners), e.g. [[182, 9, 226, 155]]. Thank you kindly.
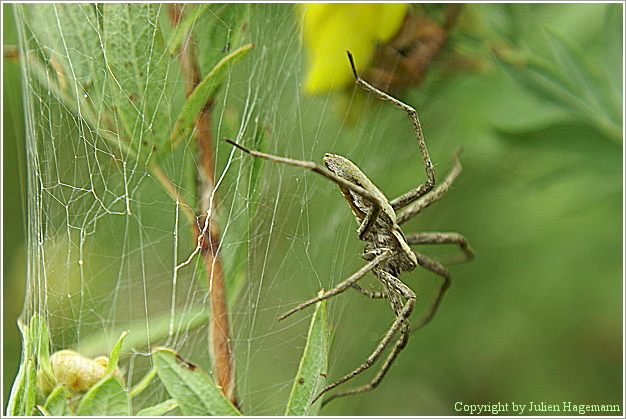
[[410, 251, 452, 332], [224, 138, 383, 239], [316, 270, 416, 406], [396, 151, 462, 225], [405, 231, 474, 264], [351, 283, 388, 299], [278, 250, 392, 321], [348, 51, 435, 209]]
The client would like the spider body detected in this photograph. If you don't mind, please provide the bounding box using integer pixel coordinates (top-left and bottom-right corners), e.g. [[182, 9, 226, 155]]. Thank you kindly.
[[323, 153, 396, 231], [324, 153, 419, 275], [224, 51, 473, 406]]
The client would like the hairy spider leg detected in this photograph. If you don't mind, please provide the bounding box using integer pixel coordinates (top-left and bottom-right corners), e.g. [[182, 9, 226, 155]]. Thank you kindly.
[[277, 250, 392, 320], [396, 151, 462, 225], [224, 138, 384, 240], [222, 50, 474, 407], [347, 50, 435, 210], [390, 153, 474, 331], [351, 237, 473, 333], [316, 268, 416, 405], [410, 251, 452, 332], [351, 154, 473, 304], [405, 232, 474, 264], [350, 283, 388, 299]]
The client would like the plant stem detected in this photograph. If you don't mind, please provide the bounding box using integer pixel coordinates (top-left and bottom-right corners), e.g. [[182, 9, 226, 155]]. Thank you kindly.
[[167, 4, 238, 408]]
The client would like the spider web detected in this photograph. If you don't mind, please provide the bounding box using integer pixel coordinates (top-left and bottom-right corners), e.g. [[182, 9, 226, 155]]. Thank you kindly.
[[13, 4, 459, 415]]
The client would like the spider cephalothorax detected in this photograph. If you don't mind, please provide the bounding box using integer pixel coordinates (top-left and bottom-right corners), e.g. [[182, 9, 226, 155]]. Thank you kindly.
[[225, 51, 473, 406]]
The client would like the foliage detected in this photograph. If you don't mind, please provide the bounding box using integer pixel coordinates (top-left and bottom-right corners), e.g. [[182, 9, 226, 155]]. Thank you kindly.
[[4, 3, 622, 416], [8, 305, 327, 415]]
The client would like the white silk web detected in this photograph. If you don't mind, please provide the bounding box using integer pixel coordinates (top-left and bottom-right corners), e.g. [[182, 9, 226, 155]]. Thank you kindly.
[[14, 4, 454, 415]]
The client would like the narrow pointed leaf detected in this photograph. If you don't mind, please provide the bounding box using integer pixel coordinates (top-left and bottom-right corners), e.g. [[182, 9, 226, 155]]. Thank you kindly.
[[30, 314, 53, 382], [9, 315, 49, 415], [168, 43, 254, 147], [24, 359, 38, 416], [285, 292, 329, 416], [166, 5, 205, 56], [136, 399, 179, 416], [6, 320, 29, 416], [104, 330, 128, 377], [496, 26, 622, 145], [197, 4, 251, 73]]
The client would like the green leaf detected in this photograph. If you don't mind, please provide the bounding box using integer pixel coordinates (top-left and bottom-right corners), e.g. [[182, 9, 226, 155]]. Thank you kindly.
[[196, 4, 251, 74], [284, 291, 329, 416], [30, 313, 53, 383], [102, 3, 174, 155], [135, 399, 179, 416], [7, 314, 55, 415], [6, 319, 30, 416], [496, 26, 622, 146], [23, 4, 105, 112], [42, 385, 72, 416], [166, 4, 205, 56], [541, 27, 621, 127], [168, 43, 254, 148], [104, 330, 128, 377], [153, 347, 241, 416], [76, 376, 130, 416], [24, 359, 38, 416], [6, 356, 26, 416], [9, 358, 38, 416]]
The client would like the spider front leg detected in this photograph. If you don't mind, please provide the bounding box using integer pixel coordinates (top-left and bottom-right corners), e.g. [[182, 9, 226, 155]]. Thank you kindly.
[[396, 151, 463, 225], [351, 283, 388, 299], [347, 51, 436, 209], [223, 139, 384, 239]]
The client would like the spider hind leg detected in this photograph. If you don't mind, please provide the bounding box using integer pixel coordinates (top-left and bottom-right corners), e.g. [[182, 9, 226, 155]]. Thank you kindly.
[[317, 269, 416, 405]]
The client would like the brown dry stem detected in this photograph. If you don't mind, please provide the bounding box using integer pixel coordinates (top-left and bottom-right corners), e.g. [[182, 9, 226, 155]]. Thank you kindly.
[[168, 3, 238, 408]]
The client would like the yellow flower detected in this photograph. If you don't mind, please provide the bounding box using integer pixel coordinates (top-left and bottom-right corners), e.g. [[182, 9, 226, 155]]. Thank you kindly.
[[298, 3, 408, 94]]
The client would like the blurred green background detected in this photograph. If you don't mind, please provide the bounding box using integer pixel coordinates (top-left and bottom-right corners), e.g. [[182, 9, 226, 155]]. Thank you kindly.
[[3, 2, 27, 410], [3, 3, 622, 415]]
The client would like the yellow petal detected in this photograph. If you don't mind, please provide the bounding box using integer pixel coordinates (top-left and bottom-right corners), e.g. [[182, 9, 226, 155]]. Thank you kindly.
[[299, 3, 408, 94]]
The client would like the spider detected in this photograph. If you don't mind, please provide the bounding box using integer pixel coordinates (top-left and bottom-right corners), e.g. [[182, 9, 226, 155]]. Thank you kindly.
[[224, 51, 473, 406]]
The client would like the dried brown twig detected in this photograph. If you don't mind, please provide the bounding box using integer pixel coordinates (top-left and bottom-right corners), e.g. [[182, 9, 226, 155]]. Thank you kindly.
[[167, 3, 238, 408]]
